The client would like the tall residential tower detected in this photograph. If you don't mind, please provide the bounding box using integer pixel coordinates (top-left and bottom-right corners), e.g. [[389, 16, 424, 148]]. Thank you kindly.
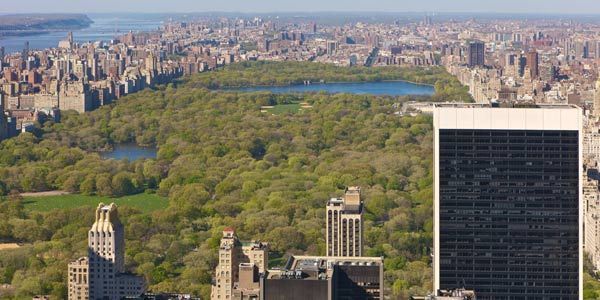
[[433, 104, 582, 300], [68, 203, 146, 300], [326, 186, 363, 257]]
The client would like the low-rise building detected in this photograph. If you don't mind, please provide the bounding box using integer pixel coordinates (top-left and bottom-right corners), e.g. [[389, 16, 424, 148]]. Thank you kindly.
[[210, 228, 268, 300], [263, 255, 384, 300]]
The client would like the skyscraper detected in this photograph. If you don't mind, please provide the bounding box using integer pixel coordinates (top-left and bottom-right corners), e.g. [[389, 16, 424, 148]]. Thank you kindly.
[[68, 203, 146, 300], [326, 186, 363, 257], [22, 41, 29, 60], [433, 104, 582, 300], [526, 49, 539, 79], [467, 41, 485, 67], [575, 41, 586, 59], [327, 40, 339, 55]]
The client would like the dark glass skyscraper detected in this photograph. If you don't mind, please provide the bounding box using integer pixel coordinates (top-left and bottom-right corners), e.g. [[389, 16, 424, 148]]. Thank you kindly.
[[526, 49, 540, 79], [467, 41, 485, 67], [434, 104, 582, 300]]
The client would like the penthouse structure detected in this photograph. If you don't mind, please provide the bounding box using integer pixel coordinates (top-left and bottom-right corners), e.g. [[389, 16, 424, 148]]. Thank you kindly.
[[433, 104, 582, 299], [326, 186, 363, 257], [68, 203, 146, 300]]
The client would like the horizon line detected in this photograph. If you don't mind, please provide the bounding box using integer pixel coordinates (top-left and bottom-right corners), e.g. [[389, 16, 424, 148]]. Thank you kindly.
[[1, 11, 600, 16]]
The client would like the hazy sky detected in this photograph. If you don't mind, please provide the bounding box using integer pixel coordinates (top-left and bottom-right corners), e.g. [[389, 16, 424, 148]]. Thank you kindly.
[[2, 0, 600, 14]]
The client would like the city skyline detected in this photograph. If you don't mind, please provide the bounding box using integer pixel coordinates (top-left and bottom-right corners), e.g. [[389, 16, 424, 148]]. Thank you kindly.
[[3, 0, 600, 14], [2, 2, 600, 298]]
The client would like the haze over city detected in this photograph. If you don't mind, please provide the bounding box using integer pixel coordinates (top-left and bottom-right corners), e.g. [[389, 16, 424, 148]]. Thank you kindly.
[[1, 0, 600, 14]]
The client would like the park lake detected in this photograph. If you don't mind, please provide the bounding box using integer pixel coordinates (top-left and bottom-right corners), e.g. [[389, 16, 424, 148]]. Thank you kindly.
[[100, 143, 157, 160], [227, 80, 435, 96]]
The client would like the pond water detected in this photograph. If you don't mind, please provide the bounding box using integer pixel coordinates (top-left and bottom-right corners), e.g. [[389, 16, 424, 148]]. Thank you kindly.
[[100, 144, 157, 160], [227, 80, 435, 96]]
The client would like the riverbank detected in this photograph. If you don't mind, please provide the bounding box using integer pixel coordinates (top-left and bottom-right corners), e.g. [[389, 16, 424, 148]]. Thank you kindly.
[[0, 13, 92, 36], [0, 13, 162, 54], [0, 28, 89, 38]]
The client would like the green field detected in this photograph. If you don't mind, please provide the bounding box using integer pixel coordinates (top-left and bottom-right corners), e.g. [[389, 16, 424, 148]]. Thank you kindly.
[[261, 101, 312, 115], [269, 103, 301, 114], [23, 193, 169, 213]]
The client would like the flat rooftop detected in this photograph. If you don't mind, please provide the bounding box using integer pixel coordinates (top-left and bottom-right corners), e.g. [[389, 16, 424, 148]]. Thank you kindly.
[[287, 255, 383, 270], [267, 255, 383, 281], [434, 103, 582, 131]]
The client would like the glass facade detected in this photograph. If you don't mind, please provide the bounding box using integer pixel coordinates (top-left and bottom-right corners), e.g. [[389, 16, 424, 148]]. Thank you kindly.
[[438, 129, 579, 300]]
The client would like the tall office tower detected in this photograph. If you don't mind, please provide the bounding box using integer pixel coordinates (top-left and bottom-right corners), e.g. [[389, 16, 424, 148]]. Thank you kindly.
[[575, 41, 586, 59], [433, 104, 582, 300], [424, 15, 433, 26], [504, 53, 516, 67], [327, 40, 339, 55], [467, 41, 485, 67], [584, 41, 591, 59], [22, 41, 29, 59], [326, 186, 363, 257], [565, 41, 573, 61], [68, 203, 145, 300], [518, 56, 527, 77], [513, 33, 522, 43], [146, 51, 158, 73], [211, 228, 268, 300], [526, 49, 539, 79]]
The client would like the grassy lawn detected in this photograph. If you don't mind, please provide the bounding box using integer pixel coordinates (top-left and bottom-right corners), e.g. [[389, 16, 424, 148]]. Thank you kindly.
[[23, 193, 168, 213], [261, 101, 313, 115], [269, 103, 301, 114]]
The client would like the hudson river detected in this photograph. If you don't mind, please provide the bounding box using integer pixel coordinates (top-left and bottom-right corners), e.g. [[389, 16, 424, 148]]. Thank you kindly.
[[0, 13, 164, 54]]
